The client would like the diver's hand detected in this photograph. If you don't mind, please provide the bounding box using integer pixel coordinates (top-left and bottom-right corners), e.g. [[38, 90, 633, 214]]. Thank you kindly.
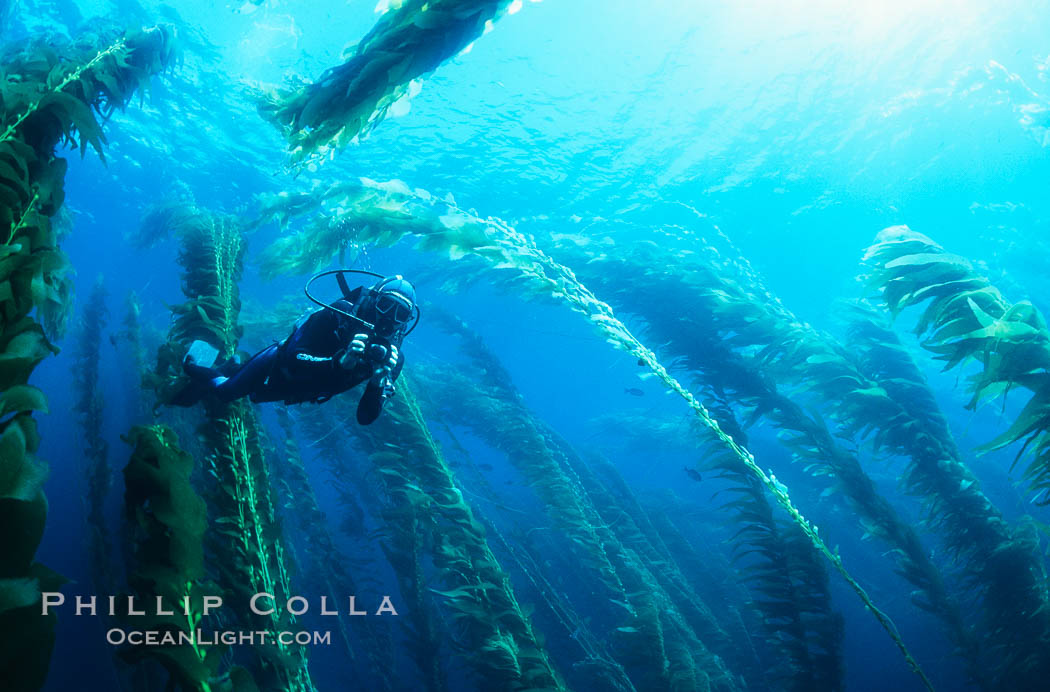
[[339, 333, 369, 370], [337, 350, 355, 369], [350, 334, 369, 356]]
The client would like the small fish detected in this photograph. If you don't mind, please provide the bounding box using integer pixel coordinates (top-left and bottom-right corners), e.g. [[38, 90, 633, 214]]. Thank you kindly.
[[109, 334, 119, 347], [624, 387, 644, 397], [477, 463, 494, 472], [684, 468, 702, 483]]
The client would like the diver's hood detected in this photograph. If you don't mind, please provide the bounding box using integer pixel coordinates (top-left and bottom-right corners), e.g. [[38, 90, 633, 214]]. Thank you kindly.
[[375, 277, 417, 310], [368, 276, 418, 336]]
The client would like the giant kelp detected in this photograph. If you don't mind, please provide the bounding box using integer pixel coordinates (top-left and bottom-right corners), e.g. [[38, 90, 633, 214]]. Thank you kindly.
[[421, 313, 627, 601], [289, 390, 443, 690], [258, 0, 522, 161], [864, 225, 1050, 504], [155, 207, 313, 692], [120, 424, 223, 692], [557, 448, 751, 692], [553, 235, 988, 687], [272, 406, 394, 692], [0, 24, 176, 690], [581, 454, 771, 690], [421, 308, 751, 690], [72, 277, 116, 599], [842, 300, 1050, 688], [250, 177, 933, 687], [459, 491, 638, 692], [702, 422, 843, 692], [584, 230, 1046, 689], [787, 308, 1050, 690], [388, 384, 638, 690], [349, 379, 566, 691]]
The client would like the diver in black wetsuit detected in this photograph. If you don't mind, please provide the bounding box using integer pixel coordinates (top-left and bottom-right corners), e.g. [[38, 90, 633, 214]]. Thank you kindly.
[[172, 274, 418, 425]]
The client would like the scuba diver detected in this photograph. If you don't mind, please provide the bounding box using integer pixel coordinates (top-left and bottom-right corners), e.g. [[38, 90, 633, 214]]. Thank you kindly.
[[172, 272, 419, 425]]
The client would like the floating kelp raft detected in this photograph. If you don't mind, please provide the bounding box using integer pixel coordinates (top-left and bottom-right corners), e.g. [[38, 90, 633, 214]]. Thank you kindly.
[[4, 3, 1050, 692]]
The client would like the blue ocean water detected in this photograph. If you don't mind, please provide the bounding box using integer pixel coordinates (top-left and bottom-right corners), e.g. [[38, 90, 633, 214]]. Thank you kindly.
[[5, 1, 1050, 691]]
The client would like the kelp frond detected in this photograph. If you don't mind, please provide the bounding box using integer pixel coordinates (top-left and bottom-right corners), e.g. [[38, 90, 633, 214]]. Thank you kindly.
[[158, 204, 314, 692], [120, 424, 219, 691], [0, 24, 177, 686], [842, 299, 1046, 688], [563, 238, 988, 687], [865, 225, 1050, 504], [349, 379, 566, 691], [258, 0, 521, 162], [251, 176, 933, 688], [73, 277, 116, 601]]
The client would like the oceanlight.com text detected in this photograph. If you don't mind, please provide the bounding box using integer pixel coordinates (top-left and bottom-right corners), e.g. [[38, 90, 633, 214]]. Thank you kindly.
[[106, 629, 333, 647]]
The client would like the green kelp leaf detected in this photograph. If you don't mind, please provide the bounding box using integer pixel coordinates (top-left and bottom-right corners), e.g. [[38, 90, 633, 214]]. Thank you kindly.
[[0, 385, 48, 417], [40, 91, 107, 158], [0, 492, 48, 572], [0, 584, 57, 692], [229, 665, 261, 692], [0, 420, 31, 494], [976, 390, 1050, 456], [0, 140, 37, 181], [0, 578, 39, 614], [0, 280, 14, 308], [34, 157, 68, 216], [0, 160, 31, 203], [883, 251, 971, 271]]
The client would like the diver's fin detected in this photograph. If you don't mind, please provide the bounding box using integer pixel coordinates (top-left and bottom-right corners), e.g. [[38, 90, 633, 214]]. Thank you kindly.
[[186, 340, 220, 369]]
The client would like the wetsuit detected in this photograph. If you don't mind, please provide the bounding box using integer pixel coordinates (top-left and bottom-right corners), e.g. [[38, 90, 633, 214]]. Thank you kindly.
[[173, 293, 404, 425]]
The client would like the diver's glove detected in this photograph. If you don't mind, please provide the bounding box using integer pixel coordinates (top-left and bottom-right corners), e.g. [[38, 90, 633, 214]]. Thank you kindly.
[[386, 344, 399, 371], [339, 333, 370, 369]]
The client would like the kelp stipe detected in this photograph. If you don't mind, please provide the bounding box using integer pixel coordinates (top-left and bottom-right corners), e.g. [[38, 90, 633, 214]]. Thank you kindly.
[[400, 382, 638, 690], [685, 241, 1043, 689], [349, 378, 566, 691], [564, 237, 986, 686], [422, 310, 749, 690], [205, 410, 313, 692], [304, 394, 445, 691], [272, 406, 394, 692], [115, 290, 152, 420], [585, 455, 754, 681], [413, 366, 669, 689], [694, 402, 844, 691], [258, 0, 522, 162], [0, 25, 176, 690], [556, 450, 749, 692], [842, 299, 1050, 689], [420, 311, 628, 602], [864, 225, 1050, 504], [249, 177, 934, 689], [73, 277, 117, 600], [157, 208, 313, 692]]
